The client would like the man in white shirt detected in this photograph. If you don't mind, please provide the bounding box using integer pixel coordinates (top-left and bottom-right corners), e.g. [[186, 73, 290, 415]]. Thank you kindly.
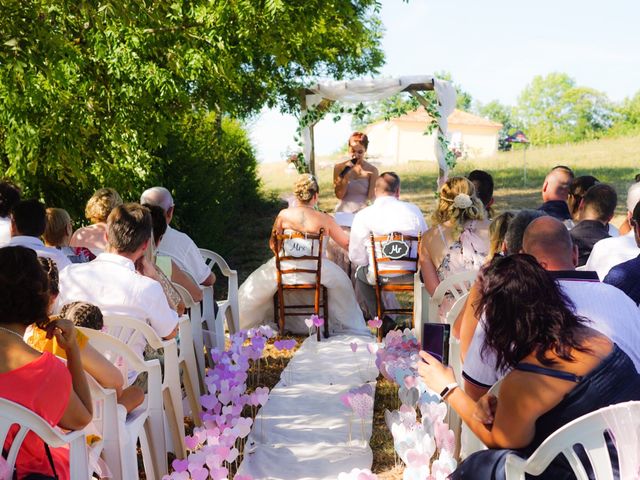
[[0, 181, 20, 247], [462, 216, 640, 400], [8, 199, 71, 271], [585, 182, 640, 279], [140, 187, 214, 286], [349, 172, 428, 319], [56, 203, 178, 357]]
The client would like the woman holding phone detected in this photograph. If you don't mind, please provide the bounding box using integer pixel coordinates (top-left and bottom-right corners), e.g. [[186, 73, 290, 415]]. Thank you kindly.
[[333, 132, 378, 213], [418, 254, 640, 479]]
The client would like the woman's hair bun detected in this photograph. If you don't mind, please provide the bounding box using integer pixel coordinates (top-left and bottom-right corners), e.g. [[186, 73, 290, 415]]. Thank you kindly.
[[293, 174, 319, 203]]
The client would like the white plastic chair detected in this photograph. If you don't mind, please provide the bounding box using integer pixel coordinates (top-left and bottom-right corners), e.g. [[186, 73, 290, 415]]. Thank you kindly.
[[428, 270, 477, 324], [0, 398, 89, 478], [83, 374, 122, 480], [173, 282, 207, 396], [199, 248, 239, 339], [505, 400, 640, 479], [101, 315, 187, 461], [443, 292, 469, 458], [79, 326, 164, 479], [177, 314, 203, 425]]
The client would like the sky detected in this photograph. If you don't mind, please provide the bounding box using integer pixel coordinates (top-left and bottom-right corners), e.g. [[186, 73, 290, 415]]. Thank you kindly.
[[249, 0, 640, 163]]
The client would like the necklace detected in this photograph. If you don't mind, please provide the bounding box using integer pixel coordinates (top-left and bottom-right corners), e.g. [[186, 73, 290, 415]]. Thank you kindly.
[[0, 326, 24, 341]]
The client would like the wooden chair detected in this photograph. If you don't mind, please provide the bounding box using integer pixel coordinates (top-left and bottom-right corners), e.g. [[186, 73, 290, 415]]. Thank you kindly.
[[370, 231, 421, 340], [272, 229, 328, 340]]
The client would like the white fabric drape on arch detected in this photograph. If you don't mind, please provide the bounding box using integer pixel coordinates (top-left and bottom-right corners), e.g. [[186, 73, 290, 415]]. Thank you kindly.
[[301, 75, 457, 182]]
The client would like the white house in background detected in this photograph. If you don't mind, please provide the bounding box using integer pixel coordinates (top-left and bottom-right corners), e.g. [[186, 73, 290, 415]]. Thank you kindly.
[[365, 107, 502, 165]]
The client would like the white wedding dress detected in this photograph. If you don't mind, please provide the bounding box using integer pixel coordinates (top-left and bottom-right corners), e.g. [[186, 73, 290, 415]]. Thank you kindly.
[[239, 235, 369, 335]]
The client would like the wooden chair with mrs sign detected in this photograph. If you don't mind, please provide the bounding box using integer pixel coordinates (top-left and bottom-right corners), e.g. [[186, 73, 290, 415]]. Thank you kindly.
[[272, 229, 329, 340], [370, 231, 422, 341]]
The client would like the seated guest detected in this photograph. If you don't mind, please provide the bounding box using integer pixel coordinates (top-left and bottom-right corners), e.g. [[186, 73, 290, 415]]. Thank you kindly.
[[140, 187, 214, 287], [462, 216, 640, 401], [238, 174, 367, 334], [455, 209, 547, 361], [26, 258, 143, 412], [537, 165, 573, 221], [56, 203, 178, 358], [486, 211, 514, 260], [143, 203, 203, 303], [604, 201, 640, 304], [570, 183, 617, 266], [70, 187, 122, 252], [350, 172, 428, 321], [44, 208, 94, 263], [419, 177, 488, 312], [8, 199, 71, 270], [418, 254, 640, 479], [566, 175, 619, 236], [566, 175, 597, 223], [618, 173, 640, 235], [585, 182, 640, 279], [467, 170, 494, 218], [0, 181, 20, 247], [0, 246, 92, 480]]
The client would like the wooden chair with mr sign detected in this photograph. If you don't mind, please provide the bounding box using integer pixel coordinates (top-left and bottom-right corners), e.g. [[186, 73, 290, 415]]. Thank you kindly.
[[370, 231, 421, 340], [272, 229, 328, 340]]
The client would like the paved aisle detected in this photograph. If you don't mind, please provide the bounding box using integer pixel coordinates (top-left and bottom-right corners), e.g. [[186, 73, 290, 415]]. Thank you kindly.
[[237, 334, 378, 480]]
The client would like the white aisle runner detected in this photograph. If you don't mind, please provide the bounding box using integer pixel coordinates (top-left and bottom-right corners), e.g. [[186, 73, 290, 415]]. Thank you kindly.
[[237, 334, 379, 480]]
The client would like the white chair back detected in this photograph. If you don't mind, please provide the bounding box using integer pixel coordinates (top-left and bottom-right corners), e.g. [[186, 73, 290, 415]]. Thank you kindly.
[[174, 282, 207, 394], [428, 270, 477, 324], [505, 401, 640, 479], [101, 315, 187, 460], [79, 326, 164, 479], [0, 398, 89, 478], [199, 247, 240, 337]]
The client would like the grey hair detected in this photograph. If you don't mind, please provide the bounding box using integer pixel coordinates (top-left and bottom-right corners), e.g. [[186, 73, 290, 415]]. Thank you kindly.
[[140, 186, 174, 212], [504, 209, 548, 255]]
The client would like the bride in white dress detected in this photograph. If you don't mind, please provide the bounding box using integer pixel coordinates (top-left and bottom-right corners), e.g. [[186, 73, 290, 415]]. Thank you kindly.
[[239, 174, 369, 335]]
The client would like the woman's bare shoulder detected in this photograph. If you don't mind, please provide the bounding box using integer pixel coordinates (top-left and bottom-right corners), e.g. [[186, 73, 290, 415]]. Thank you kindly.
[[362, 161, 378, 174]]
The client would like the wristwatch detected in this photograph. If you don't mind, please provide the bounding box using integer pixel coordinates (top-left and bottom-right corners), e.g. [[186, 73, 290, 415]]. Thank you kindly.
[[440, 382, 459, 401]]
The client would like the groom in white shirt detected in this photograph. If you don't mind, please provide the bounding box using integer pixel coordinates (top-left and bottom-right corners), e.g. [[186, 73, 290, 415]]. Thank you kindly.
[[349, 172, 428, 320]]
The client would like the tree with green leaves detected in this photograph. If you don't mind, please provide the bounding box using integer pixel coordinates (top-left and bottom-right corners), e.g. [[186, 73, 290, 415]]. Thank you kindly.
[[0, 0, 385, 217], [477, 100, 520, 151], [515, 72, 614, 144]]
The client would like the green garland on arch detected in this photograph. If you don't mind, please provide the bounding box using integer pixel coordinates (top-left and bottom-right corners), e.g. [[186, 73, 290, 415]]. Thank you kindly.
[[293, 93, 458, 172]]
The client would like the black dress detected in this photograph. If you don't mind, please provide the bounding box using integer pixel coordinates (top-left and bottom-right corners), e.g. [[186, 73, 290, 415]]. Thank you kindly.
[[450, 345, 640, 479]]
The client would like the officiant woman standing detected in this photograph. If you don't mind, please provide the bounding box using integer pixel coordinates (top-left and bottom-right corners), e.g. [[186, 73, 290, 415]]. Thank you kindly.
[[333, 132, 378, 213]]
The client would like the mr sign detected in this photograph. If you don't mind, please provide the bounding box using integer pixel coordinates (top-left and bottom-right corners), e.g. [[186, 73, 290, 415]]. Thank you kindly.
[[382, 240, 410, 260]]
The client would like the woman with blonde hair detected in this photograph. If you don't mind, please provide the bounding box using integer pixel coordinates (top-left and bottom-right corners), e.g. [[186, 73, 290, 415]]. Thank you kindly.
[[44, 207, 94, 263], [333, 132, 378, 213], [70, 187, 123, 251], [238, 174, 368, 334], [420, 177, 490, 297]]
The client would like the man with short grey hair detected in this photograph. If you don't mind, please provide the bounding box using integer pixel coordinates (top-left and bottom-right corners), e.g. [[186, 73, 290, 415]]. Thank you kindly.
[[140, 186, 214, 286]]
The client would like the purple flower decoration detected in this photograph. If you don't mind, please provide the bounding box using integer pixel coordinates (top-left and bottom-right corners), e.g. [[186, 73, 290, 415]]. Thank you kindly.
[[367, 317, 382, 329], [312, 315, 324, 327], [274, 339, 297, 351]]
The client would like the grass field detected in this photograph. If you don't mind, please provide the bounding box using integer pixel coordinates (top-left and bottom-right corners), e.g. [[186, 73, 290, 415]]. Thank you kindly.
[[229, 134, 640, 478]]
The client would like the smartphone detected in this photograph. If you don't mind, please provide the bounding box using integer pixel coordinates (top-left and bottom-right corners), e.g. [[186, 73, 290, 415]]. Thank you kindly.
[[422, 323, 451, 366]]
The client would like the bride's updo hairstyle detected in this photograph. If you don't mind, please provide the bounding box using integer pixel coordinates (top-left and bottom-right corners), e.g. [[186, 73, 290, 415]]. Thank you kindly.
[[432, 176, 485, 231], [293, 174, 319, 204]]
